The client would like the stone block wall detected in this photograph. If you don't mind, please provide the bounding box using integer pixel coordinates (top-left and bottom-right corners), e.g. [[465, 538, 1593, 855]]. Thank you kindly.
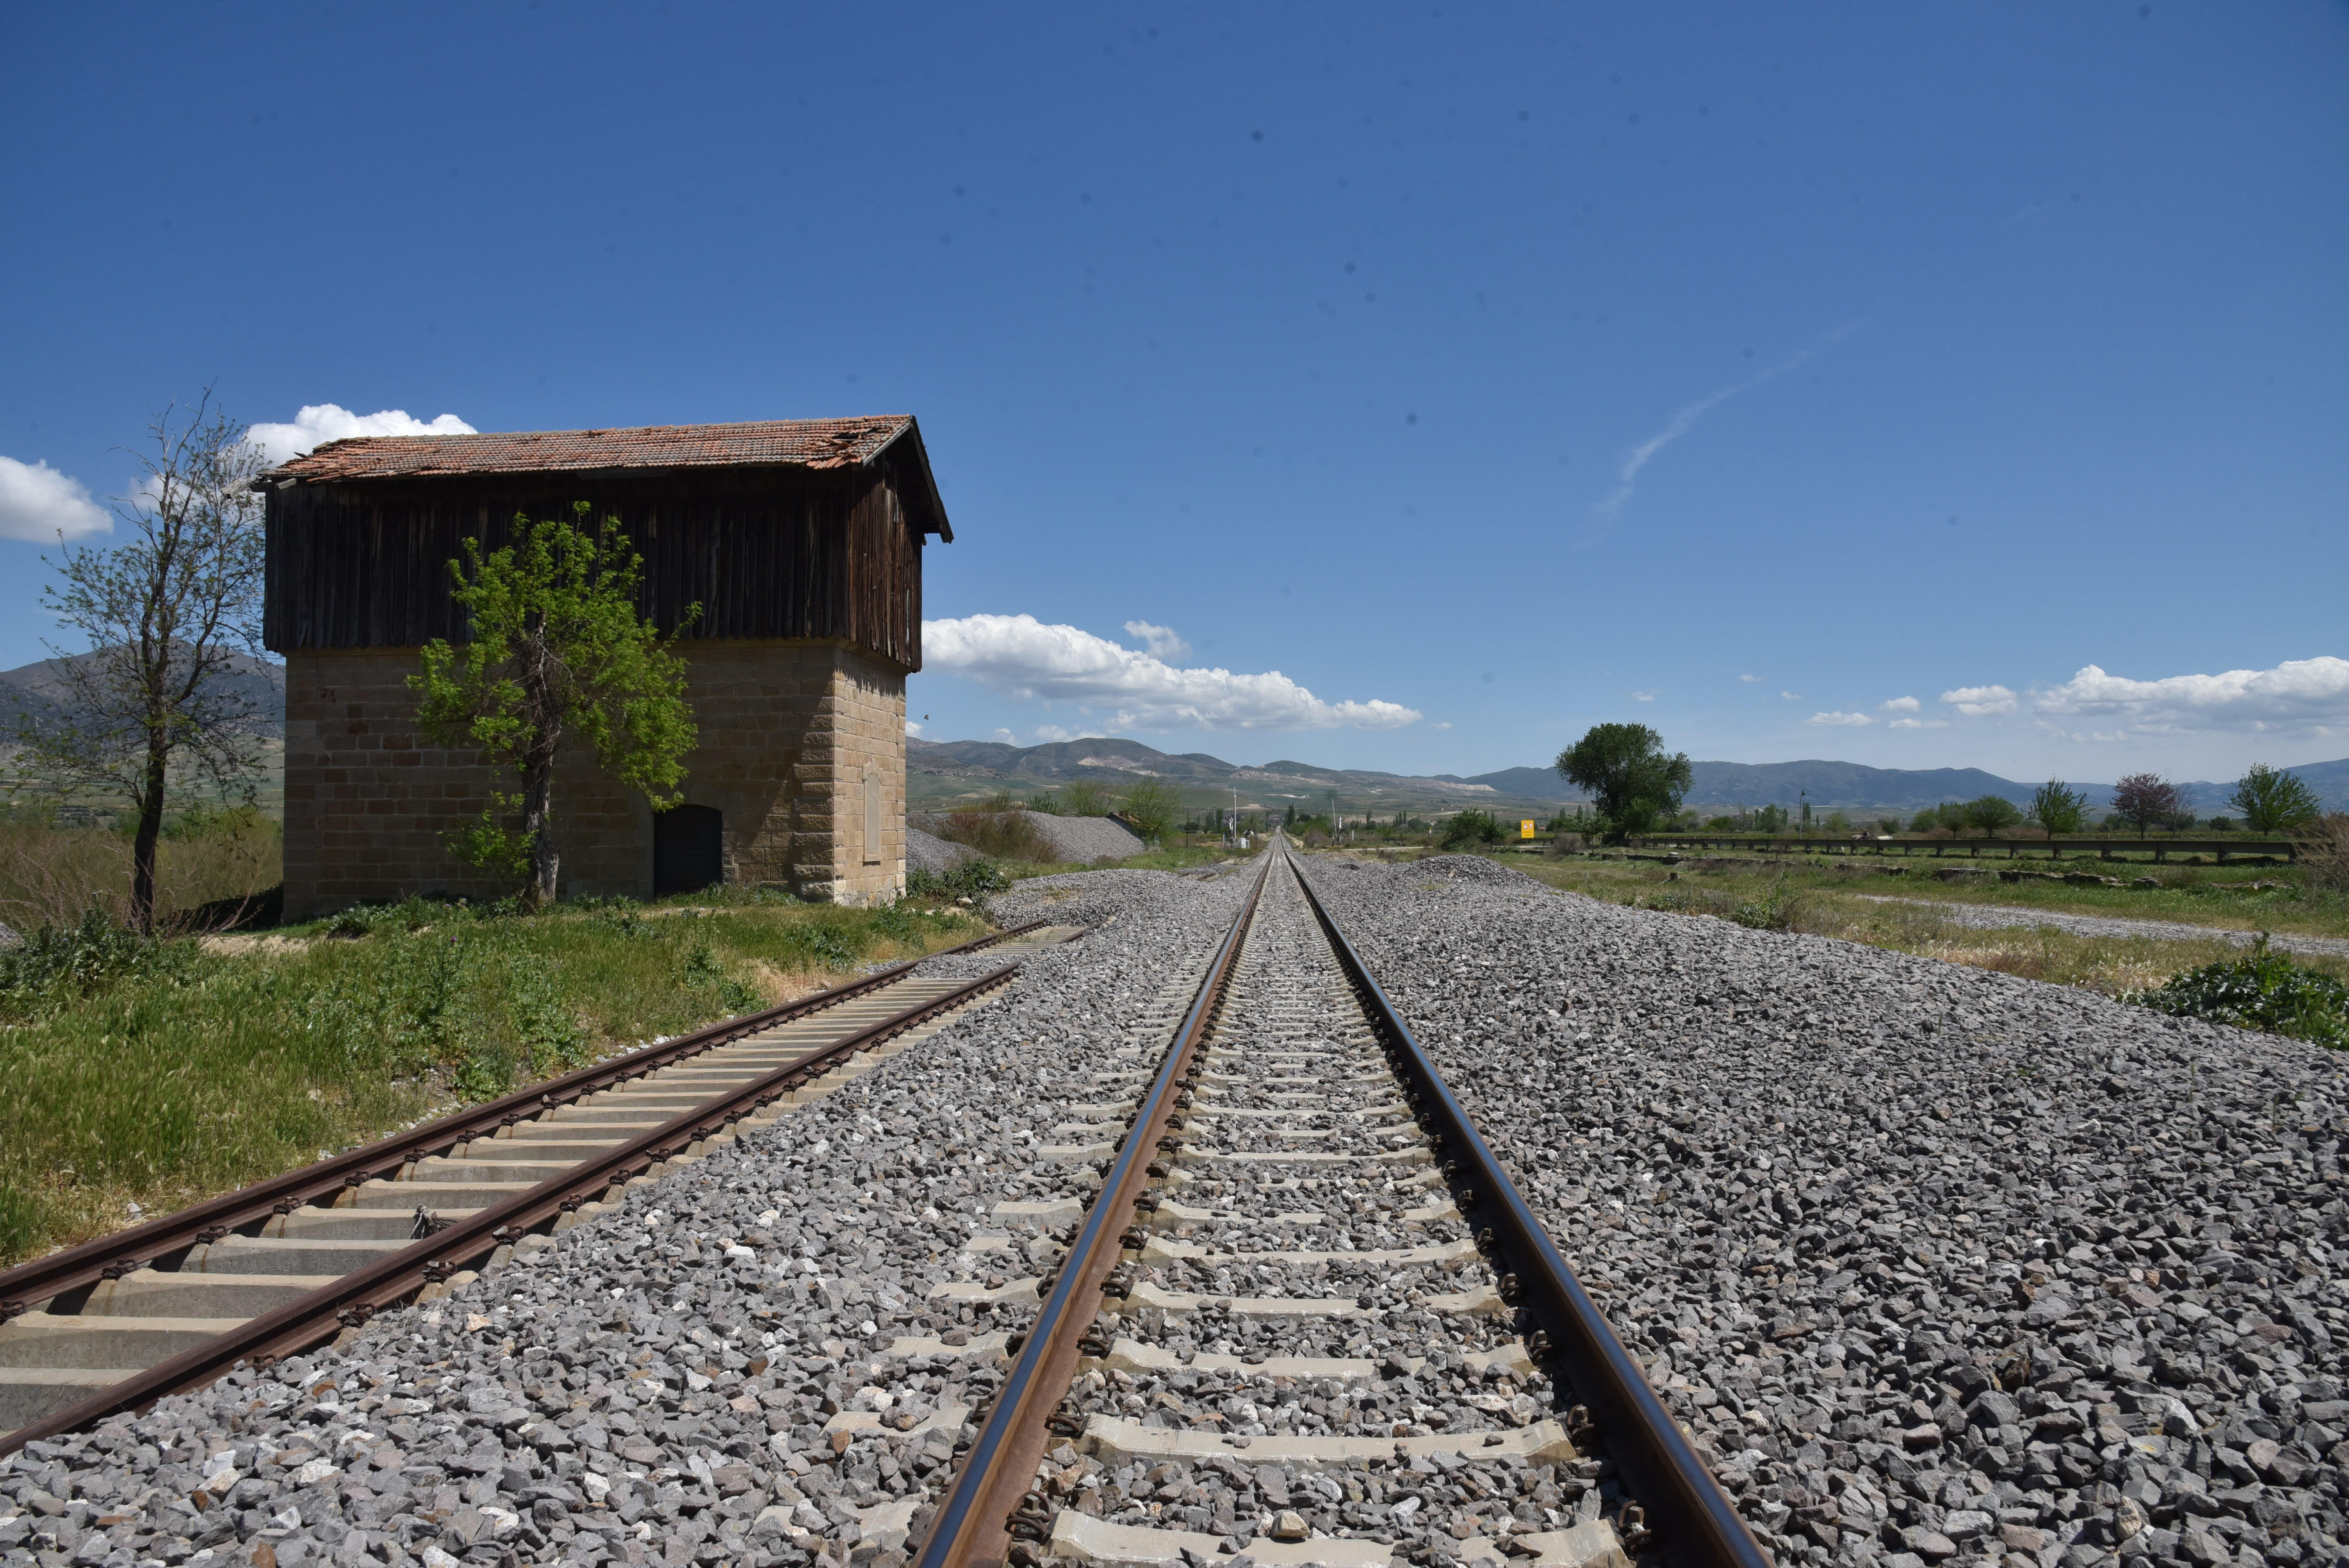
[[282, 641, 905, 919]]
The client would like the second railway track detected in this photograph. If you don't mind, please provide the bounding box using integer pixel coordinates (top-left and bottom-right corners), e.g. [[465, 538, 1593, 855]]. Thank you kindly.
[[0, 921, 1082, 1454]]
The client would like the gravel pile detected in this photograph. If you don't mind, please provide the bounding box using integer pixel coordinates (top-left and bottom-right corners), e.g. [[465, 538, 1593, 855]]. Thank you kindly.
[[0, 870, 1247, 1568], [906, 829, 978, 877], [1022, 816, 1146, 865], [1300, 852, 2349, 1568], [909, 815, 1148, 867], [1849, 898, 2349, 962]]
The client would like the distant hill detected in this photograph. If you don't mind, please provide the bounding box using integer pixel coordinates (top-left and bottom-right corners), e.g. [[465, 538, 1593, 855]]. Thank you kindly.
[[907, 736, 1525, 813], [1, 651, 285, 740], [911, 734, 2349, 818], [1682, 760, 2083, 814]]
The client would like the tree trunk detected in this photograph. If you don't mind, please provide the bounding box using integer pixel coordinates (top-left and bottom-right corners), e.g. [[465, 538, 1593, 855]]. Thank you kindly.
[[130, 739, 168, 935], [521, 742, 558, 911]]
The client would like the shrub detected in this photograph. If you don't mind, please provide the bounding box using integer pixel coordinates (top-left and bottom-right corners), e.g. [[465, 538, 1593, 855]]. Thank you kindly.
[[939, 807, 1054, 862], [0, 910, 188, 1021], [1730, 891, 1805, 932], [2297, 814, 2349, 895], [2125, 936, 2349, 1049], [1963, 795, 2023, 837], [1438, 811, 1505, 850], [907, 858, 1010, 901]]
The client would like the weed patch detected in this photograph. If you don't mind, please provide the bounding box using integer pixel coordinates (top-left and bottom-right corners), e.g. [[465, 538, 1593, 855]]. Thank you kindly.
[[2125, 936, 2349, 1049]]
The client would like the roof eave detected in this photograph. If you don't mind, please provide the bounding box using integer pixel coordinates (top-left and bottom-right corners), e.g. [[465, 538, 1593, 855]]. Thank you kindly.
[[864, 418, 953, 542]]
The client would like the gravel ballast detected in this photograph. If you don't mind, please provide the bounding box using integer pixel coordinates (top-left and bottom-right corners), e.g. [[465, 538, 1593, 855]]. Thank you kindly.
[[11, 852, 2345, 1568], [0, 870, 1247, 1568], [1301, 853, 2349, 1568]]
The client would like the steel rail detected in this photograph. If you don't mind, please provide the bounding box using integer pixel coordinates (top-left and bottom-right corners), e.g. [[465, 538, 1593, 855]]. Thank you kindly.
[[0, 919, 1046, 1326], [913, 850, 1274, 1568], [0, 950, 1032, 1458], [1287, 842, 1772, 1568]]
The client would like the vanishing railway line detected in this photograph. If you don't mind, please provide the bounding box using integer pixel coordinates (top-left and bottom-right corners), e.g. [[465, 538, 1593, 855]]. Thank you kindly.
[[0, 921, 1082, 1455], [912, 842, 1765, 1568]]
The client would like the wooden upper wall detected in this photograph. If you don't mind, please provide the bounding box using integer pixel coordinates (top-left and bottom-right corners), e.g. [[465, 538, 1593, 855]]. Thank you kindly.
[[261, 419, 947, 671]]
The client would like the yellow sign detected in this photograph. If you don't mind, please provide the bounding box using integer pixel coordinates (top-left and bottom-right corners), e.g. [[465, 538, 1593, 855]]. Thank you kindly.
[[1520, 819, 1536, 839]]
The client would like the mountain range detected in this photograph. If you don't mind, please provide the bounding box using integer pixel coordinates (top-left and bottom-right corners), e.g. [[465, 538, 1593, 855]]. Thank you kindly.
[[1, 652, 286, 741], [11, 654, 2336, 820], [911, 735, 2349, 817]]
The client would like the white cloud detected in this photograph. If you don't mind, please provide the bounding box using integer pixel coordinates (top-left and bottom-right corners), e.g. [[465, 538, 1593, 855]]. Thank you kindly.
[[904, 719, 923, 737], [0, 456, 111, 542], [1633, 690, 1657, 702], [1880, 695, 1920, 713], [1941, 684, 2018, 716], [246, 403, 476, 464], [1122, 620, 1192, 661], [1030, 724, 1079, 743], [1739, 674, 1760, 683], [2034, 657, 2349, 734], [1889, 718, 1949, 731], [1807, 711, 1873, 727], [1780, 691, 1800, 701], [924, 613, 1422, 732]]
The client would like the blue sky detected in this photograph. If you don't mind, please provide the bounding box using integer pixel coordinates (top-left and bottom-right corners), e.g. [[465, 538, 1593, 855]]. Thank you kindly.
[[5, 3, 2345, 784]]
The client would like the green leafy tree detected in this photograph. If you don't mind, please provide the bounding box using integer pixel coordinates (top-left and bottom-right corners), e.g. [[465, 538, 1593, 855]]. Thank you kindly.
[[1962, 795, 2022, 837], [12, 393, 270, 933], [2030, 779, 2091, 839], [1118, 778, 1180, 844], [1059, 779, 1114, 816], [412, 504, 699, 910], [2230, 764, 2322, 834], [1555, 723, 1693, 844]]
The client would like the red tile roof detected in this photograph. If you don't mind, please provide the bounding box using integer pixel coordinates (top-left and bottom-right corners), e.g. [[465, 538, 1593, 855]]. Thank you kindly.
[[269, 416, 916, 482]]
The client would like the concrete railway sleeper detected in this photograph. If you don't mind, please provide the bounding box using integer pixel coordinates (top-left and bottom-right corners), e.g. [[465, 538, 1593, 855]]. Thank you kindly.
[[0, 922, 1084, 1453], [912, 844, 1768, 1568]]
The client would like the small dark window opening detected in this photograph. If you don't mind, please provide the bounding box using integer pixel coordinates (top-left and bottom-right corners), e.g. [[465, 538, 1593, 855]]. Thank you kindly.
[[654, 804, 724, 896]]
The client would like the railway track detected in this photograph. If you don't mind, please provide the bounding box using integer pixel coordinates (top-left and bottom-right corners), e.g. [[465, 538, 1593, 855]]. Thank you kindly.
[[912, 842, 1767, 1568], [0, 920, 1081, 1455]]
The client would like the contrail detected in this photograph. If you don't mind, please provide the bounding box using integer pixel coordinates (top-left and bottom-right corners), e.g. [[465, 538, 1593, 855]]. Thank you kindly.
[[1593, 323, 1860, 526]]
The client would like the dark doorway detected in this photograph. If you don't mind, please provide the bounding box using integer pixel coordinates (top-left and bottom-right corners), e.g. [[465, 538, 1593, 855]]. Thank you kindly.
[[654, 804, 724, 896]]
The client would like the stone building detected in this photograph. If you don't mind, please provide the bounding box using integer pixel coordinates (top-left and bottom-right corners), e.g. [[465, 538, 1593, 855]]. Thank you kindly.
[[260, 417, 950, 917]]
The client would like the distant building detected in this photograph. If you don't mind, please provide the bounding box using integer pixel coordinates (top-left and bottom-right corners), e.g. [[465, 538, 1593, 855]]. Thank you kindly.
[[260, 417, 950, 917]]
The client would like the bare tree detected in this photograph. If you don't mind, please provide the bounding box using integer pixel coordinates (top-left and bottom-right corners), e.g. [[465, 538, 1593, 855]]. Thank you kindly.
[[12, 391, 270, 932]]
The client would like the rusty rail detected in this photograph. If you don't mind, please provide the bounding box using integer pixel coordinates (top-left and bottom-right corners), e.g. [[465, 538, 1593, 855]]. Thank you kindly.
[[1289, 844, 1771, 1568], [0, 919, 1043, 1327], [0, 956, 1026, 1458], [913, 852, 1273, 1568]]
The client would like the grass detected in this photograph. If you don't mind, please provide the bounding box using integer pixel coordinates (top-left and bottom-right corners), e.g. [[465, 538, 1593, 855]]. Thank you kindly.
[[0, 805, 283, 934], [1497, 847, 2349, 938], [1488, 852, 2349, 997], [0, 889, 991, 1267]]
